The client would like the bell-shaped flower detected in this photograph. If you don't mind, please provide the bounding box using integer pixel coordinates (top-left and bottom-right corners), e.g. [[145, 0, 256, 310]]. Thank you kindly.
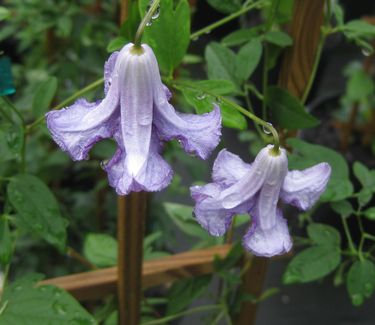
[[190, 145, 331, 257], [46, 43, 221, 195]]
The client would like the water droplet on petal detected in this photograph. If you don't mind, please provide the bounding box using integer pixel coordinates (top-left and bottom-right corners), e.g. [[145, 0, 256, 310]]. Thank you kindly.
[[262, 122, 273, 135]]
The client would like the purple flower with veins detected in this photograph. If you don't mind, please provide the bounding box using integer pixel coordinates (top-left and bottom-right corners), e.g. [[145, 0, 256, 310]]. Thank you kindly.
[[46, 43, 221, 195], [190, 145, 331, 257]]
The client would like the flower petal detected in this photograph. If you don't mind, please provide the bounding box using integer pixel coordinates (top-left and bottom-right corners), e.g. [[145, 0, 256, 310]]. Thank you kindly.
[[46, 98, 119, 161], [104, 51, 119, 95], [212, 149, 251, 186], [243, 209, 292, 257], [154, 102, 222, 160], [105, 129, 173, 195], [280, 162, 331, 210], [191, 183, 233, 236]]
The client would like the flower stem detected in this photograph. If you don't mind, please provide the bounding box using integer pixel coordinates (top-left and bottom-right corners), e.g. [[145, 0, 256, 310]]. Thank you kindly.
[[340, 215, 356, 254], [141, 305, 222, 325], [26, 78, 104, 132], [173, 81, 280, 151], [190, 0, 269, 40], [1, 97, 25, 125], [134, 0, 161, 47]]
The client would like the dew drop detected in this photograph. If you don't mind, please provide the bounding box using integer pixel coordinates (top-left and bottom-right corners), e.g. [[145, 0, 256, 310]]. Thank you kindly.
[[262, 122, 273, 135], [100, 160, 108, 170], [361, 48, 373, 56], [196, 92, 206, 100], [205, 30, 211, 35], [192, 36, 199, 41], [146, 21, 153, 27], [151, 7, 160, 20], [53, 302, 67, 316]]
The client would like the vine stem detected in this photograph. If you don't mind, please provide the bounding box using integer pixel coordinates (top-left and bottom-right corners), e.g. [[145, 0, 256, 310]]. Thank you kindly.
[[190, 0, 268, 41], [26, 78, 104, 132], [340, 215, 356, 254], [141, 305, 222, 325], [134, 0, 161, 47]]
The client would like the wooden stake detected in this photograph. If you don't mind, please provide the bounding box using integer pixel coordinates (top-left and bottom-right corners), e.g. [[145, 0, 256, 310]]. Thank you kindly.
[[117, 193, 147, 325]]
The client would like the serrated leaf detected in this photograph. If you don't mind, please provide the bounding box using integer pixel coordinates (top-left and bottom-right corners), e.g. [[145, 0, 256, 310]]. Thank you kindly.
[[307, 223, 341, 247], [287, 138, 353, 201], [263, 31, 293, 47], [7, 174, 68, 252], [32, 77, 58, 117], [347, 259, 375, 306], [0, 274, 96, 325], [83, 233, 117, 267], [143, 0, 190, 76], [235, 38, 262, 81], [266, 86, 320, 129], [283, 245, 341, 284]]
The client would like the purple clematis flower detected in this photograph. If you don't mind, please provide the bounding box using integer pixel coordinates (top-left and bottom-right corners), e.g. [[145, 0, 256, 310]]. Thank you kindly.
[[46, 43, 221, 195], [190, 145, 331, 257]]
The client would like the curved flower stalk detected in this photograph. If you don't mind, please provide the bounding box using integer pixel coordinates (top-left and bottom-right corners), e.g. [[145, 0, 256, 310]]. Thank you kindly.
[[46, 43, 221, 195], [190, 145, 331, 257]]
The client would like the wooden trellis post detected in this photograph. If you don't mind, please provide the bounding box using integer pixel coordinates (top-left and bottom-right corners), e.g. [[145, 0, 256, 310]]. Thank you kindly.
[[236, 1, 325, 324]]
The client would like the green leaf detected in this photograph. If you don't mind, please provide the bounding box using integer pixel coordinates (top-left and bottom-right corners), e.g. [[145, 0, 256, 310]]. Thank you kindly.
[[235, 38, 262, 81], [221, 27, 261, 47], [163, 202, 210, 239], [283, 245, 341, 284], [207, 0, 241, 14], [143, 0, 190, 76], [353, 161, 375, 191], [0, 274, 96, 325], [357, 188, 372, 207], [346, 70, 374, 101], [347, 259, 375, 306], [287, 138, 353, 201], [0, 123, 24, 162], [166, 275, 211, 315], [333, 3, 344, 26], [0, 216, 12, 266], [363, 207, 375, 220], [106, 37, 128, 53], [263, 31, 293, 47], [307, 223, 341, 247], [177, 82, 247, 129], [7, 174, 68, 252], [205, 42, 239, 85], [330, 200, 354, 218], [83, 233, 117, 267], [213, 242, 243, 272], [343, 20, 375, 39], [32, 77, 58, 117], [0, 7, 10, 21], [266, 86, 320, 129]]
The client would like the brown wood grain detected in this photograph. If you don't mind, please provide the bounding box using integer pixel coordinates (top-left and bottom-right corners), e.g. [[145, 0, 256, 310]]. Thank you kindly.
[[41, 245, 231, 301], [278, 0, 325, 99]]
